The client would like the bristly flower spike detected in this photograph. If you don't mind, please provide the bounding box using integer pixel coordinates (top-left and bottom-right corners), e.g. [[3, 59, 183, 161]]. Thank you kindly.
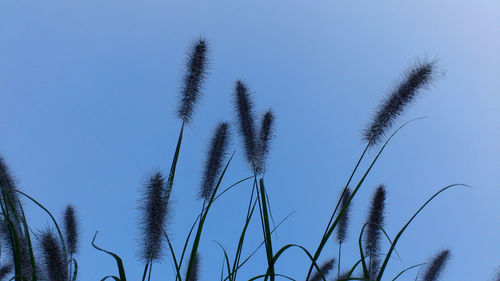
[[422, 249, 450, 281], [138, 172, 171, 263], [186, 253, 200, 281], [365, 184, 386, 280], [199, 122, 231, 201], [0, 264, 12, 281], [234, 80, 258, 169], [364, 59, 438, 146], [255, 109, 275, 174], [63, 204, 79, 256], [178, 38, 208, 123], [310, 258, 336, 281], [336, 187, 351, 244], [40, 230, 67, 281]]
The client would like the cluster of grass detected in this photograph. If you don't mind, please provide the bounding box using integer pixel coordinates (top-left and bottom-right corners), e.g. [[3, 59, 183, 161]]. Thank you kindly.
[[0, 39, 497, 281]]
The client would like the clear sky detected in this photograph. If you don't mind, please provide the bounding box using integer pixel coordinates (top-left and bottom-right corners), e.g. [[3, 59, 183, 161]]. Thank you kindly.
[[0, 1, 499, 280]]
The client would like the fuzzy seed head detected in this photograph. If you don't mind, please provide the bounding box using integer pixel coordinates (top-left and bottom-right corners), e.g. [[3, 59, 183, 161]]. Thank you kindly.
[[234, 80, 258, 168], [40, 230, 67, 281], [255, 109, 275, 174], [178, 39, 208, 123], [63, 205, 79, 256], [422, 249, 450, 281], [364, 60, 437, 146], [200, 122, 231, 201], [365, 184, 386, 256], [0, 264, 12, 281], [310, 258, 335, 281], [336, 187, 351, 244], [138, 172, 170, 263]]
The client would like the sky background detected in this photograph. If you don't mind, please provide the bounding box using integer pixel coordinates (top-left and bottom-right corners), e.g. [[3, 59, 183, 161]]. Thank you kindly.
[[0, 1, 499, 280]]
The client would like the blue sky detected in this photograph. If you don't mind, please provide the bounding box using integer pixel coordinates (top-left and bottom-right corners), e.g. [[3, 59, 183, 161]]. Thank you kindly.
[[0, 1, 499, 280]]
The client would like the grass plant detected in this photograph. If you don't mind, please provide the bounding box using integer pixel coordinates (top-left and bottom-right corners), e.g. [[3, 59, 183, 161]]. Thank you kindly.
[[0, 38, 493, 281]]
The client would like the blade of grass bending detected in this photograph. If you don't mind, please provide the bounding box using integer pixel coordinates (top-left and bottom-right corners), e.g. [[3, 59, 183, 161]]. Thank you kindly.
[[248, 273, 296, 281], [70, 259, 78, 281], [185, 154, 234, 281], [391, 263, 425, 281], [100, 276, 121, 281], [165, 233, 182, 281], [375, 183, 467, 281], [358, 224, 369, 279], [259, 179, 275, 281], [14, 190, 68, 262], [306, 118, 424, 281], [263, 244, 325, 281], [92, 232, 127, 281], [213, 241, 232, 279], [1, 188, 30, 280]]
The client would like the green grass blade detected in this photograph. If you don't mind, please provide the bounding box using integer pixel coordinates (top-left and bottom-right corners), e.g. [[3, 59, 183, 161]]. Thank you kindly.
[[259, 179, 275, 281], [375, 184, 467, 281], [14, 190, 68, 263], [185, 154, 234, 281], [391, 263, 425, 281], [164, 233, 182, 281], [305, 118, 423, 281], [91, 232, 127, 281]]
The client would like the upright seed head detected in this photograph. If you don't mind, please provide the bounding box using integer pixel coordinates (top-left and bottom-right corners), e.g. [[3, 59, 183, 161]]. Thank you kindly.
[[40, 230, 67, 281], [63, 205, 79, 256], [310, 258, 336, 281], [233, 80, 258, 168], [336, 187, 352, 244], [199, 122, 231, 201], [186, 253, 200, 281], [178, 39, 208, 123], [138, 172, 171, 263], [364, 60, 437, 146], [255, 109, 275, 174], [422, 249, 450, 281], [365, 184, 386, 256]]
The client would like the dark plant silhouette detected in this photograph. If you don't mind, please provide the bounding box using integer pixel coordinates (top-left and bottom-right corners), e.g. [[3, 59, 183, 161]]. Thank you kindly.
[[364, 60, 437, 146], [199, 122, 231, 201], [178, 39, 208, 123]]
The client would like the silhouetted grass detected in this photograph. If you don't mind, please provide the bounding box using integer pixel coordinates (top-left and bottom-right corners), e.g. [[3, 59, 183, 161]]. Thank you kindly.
[[0, 38, 491, 281]]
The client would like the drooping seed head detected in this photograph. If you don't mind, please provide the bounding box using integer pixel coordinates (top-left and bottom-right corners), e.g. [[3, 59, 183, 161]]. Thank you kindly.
[[310, 258, 336, 281], [63, 205, 79, 256], [40, 230, 67, 281], [178, 39, 208, 123], [255, 109, 275, 174], [422, 249, 450, 281], [364, 60, 438, 146], [336, 187, 352, 244], [199, 122, 231, 201], [138, 172, 171, 263], [233, 80, 258, 168], [186, 253, 200, 281]]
